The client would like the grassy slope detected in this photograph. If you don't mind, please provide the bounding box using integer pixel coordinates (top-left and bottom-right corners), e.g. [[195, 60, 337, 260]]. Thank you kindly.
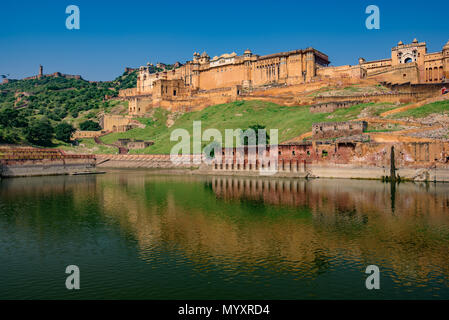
[[100, 100, 391, 154], [391, 99, 449, 118], [309, 83, 390, 97], [58, 138, 117, 154]]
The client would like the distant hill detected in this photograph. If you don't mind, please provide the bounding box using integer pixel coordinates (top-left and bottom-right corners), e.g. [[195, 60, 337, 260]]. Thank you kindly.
[[0, 70, 137, 145]]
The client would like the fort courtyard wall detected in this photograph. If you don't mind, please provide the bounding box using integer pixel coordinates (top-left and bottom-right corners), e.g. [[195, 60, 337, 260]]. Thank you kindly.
[[309, 101, 363, 113], [208, 140, 449, 176], [312, 121, 367, 140]]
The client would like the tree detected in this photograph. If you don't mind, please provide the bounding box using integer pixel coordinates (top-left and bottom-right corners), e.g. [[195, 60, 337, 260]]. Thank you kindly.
[[0, 107, 17, 127], [0, 106, 27, 128], [240, 124, 270, 146], [79, 120, 101, 131], [0, 126, 20, 144], [25, 117, 54, 146], [86, 112, 96, 119], [55, 122, 76, 143]]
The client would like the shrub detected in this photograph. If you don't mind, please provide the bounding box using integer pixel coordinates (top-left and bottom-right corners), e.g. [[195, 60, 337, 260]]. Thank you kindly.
[[79, 120, 101, 131], [55, 122, 76, 143], [25, 117, 54, 146]]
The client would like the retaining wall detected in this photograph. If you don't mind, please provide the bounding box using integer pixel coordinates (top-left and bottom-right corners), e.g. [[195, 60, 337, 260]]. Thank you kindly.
[[0, 158, 96, 178]]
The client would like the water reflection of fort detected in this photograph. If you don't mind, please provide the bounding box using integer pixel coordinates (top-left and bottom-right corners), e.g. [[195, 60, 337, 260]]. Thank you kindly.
[[211, 176, 449, 219], [95, 173, 449, 285], [2, 173, 449, 287], [0, 174, 97, 198]]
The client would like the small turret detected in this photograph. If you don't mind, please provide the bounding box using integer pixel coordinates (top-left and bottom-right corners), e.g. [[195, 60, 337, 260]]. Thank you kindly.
[[193, 52, 200, 63], [199, 51, 210, 64]]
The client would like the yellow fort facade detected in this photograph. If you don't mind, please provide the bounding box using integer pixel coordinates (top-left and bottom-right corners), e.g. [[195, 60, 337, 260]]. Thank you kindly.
[[114, 39, 449, 120], [119, 47, 330, 115]]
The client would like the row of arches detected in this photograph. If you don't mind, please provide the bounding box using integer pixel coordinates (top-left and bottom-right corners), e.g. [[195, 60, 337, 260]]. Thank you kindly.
[[256, 62, 281, 82], [425, 66, 444, 82]]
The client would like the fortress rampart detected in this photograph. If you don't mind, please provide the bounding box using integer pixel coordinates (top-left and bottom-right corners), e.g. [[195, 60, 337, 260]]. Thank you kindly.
[[114, 39, 449, 117], [309, 100, 363, 113], [93, 140, 449, 181], [312, 121, 367, 139], [0, 147, 96, 177]]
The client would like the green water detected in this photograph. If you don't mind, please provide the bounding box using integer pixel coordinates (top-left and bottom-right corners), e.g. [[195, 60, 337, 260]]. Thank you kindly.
[[1, 171, 449, 299]]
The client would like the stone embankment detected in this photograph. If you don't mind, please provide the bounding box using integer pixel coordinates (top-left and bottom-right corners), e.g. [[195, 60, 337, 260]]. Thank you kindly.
[[96, 154, 202, 169], [0, 147, 96, 178], [94, 154, 449, 182], [93, 137, 128, 154]]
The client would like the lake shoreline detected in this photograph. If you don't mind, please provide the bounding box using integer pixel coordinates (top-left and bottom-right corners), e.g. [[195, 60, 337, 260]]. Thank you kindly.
[[97, 161, 449, 183]]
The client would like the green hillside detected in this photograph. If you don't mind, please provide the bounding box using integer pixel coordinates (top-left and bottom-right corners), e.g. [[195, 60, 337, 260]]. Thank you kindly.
[[0, 71, 136, 146], [99, 101, 394, 154], [6, 70, 443, 155], [390, 99, 449, 119]]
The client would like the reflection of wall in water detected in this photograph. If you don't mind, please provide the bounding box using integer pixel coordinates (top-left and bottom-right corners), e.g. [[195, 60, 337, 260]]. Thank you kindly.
[[0, 175, 97, 199], [210, 176, 449, 219], [91, 174, 449, 284]]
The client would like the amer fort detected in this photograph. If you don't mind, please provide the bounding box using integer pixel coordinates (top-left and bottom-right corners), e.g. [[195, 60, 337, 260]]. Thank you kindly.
[[2, 38, 449, 181], [4, 3, 449, 302], [114, 38, 449, 117], [87, 38, 449, 182]]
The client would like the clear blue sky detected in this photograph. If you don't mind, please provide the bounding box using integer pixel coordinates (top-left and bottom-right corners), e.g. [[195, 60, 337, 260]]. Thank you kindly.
[[1, 0, 447, 81]]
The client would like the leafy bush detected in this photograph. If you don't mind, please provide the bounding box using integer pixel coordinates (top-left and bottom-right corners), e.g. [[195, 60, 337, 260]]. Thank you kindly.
[[0, 126, 21, 144], [25, 117, 54, 146], [0, 106, 27, 127], [79, 120, 101, 131], [86, 112, 97, 119], [55, 122, 76, 143], [240, 124, 270, 145]]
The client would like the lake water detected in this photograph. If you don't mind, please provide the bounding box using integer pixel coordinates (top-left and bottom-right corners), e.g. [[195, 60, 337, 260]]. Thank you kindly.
[[1, 170, 449, 299]]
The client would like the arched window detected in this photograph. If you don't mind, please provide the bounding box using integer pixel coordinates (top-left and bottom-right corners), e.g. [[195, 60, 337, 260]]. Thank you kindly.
[[404, 57, 413, 63]]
